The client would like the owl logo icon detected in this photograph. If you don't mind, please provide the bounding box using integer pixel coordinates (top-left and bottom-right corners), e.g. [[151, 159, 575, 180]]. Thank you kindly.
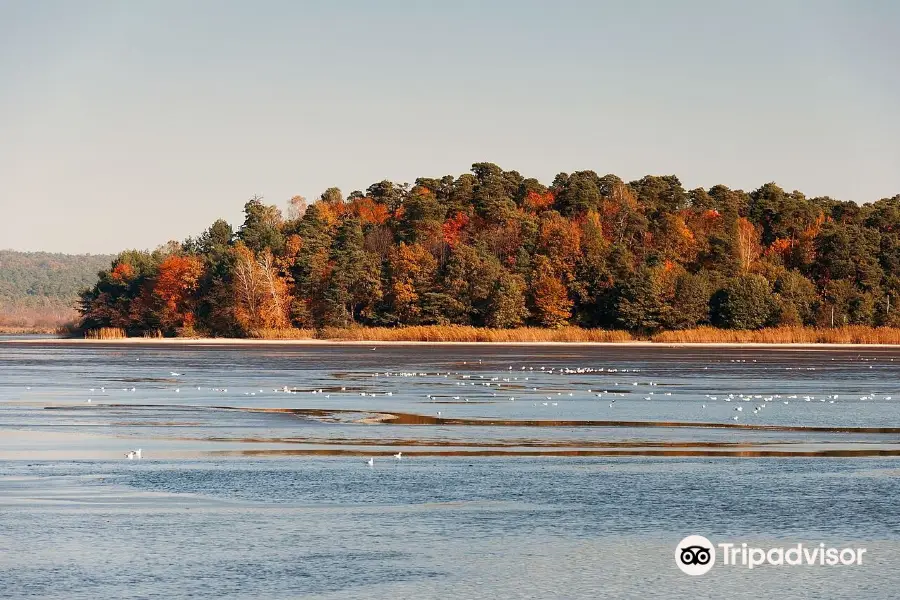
[[676, 536, 716, 575]]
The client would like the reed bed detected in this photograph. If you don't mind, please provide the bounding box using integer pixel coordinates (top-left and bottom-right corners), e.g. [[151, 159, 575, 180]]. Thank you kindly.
[[317, 325, 634, 343], [83, 327, 128, 340], [247, 327, 318, 340], [24, 324, 900, 344], [651, 326, 900, 344]]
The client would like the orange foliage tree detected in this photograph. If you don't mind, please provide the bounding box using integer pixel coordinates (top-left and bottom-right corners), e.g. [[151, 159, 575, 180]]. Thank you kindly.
[[441, 212, 470, 248], [523, 190, 554, 212], [348, 197, 390, 226], [110, 262, 135, 283], [530, 255, 573, 327], [153, 255, 204, 331]]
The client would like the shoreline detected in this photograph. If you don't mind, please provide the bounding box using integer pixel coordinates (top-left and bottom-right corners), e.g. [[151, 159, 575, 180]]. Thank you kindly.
[[3, 336, 900, 349]]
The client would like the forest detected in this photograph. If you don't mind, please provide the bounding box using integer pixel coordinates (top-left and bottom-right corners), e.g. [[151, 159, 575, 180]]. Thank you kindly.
[[0, 250, 114, 329], [77, 163, 900, 338]]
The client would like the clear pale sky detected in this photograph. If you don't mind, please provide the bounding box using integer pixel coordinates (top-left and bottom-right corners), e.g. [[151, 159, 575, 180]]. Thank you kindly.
[[1, 0, 898, 254]]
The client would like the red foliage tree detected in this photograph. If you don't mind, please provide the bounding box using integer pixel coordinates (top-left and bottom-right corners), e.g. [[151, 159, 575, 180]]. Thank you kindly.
[[441, 212, 470, 248], [348, 197, 390, 226], [523, 190, 555, 212], [153, 255, 204, 330]]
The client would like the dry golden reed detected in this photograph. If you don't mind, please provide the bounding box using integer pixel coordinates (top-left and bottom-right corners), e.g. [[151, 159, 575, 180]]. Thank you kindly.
[[651, 326, 900, 344], [247, 327, 318, 340], [317, 325, 634, 343], [83, 327, 128, 340], [38, 324, 900, 344]]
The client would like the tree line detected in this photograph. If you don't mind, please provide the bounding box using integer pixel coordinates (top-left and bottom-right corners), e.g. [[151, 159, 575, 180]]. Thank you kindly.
[[0, 251, 114, 326], [78, 163, 900, 336]]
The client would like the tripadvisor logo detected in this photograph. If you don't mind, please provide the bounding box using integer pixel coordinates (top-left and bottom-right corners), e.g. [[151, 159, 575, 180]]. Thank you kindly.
[[676, 535, 715, 575], [675, 536, 867, 575]]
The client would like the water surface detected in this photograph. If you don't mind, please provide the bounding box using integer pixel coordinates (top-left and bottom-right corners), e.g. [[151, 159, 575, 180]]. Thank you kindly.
[[1, 342, 898, 598]]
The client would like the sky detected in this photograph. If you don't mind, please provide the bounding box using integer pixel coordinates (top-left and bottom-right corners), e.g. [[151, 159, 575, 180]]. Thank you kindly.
[[1, 0, 898, 254]]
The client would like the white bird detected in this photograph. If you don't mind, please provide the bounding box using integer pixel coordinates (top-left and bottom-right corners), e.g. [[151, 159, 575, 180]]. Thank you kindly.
[[125, 451, 136, 460], [367, 457, 374, 467], [86, 398, 91, 403], [170, 372, 180, 377], [394, 452, 402, 460], [135, 448, 142, 459]]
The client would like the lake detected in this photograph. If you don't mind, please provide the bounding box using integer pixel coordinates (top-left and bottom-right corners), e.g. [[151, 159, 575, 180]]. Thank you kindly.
[[1, 341, 899, 598]]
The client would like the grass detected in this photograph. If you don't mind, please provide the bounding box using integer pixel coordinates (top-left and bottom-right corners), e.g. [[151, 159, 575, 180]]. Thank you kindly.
[[651, 326, 900, 344], [317, 325, 634, 343]]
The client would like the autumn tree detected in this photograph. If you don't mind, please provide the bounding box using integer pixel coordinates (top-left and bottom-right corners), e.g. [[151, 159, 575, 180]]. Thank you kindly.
[[387, 242, 437, 324], [529, 255, 572, 328], [153, 255, 203, 333], [231, 243, 291, 332], [735, 217, 762, 271]]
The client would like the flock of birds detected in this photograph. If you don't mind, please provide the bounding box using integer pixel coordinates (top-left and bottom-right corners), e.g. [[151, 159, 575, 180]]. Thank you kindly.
[[37, 354, 896, 461]]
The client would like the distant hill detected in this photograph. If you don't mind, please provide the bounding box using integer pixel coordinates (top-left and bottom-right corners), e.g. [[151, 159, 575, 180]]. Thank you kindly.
[[0, 250, 114, 327]]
